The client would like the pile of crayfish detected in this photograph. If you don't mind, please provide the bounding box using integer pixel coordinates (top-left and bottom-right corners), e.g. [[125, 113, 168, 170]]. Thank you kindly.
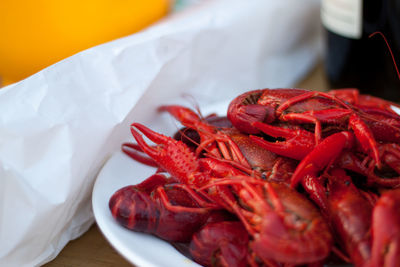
[[109, 88, 400, 267]]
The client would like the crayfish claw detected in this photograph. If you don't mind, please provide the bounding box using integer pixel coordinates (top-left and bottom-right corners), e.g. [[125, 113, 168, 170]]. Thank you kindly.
[[250, 122, 315, 160], [129, 123, 162, 160], [121, 142, 159, 167], [130, 123, 201, 184], [131, 123, 169, 145]]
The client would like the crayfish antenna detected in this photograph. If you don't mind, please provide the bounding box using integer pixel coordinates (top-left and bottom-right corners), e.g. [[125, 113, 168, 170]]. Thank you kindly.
[[158, 105, 207, 130], [369, 31, 400, 81]]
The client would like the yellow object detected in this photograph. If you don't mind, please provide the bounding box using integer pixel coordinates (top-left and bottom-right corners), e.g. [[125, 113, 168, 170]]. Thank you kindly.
[[0, 0, 171, 86]]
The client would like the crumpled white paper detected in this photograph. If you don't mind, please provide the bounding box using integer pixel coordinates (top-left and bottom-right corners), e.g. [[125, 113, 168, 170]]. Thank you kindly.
[[0, 0, 322, 266]]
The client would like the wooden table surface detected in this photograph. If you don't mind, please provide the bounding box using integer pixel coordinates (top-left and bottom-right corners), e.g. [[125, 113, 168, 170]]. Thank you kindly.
[[44, 62, 329, 267]]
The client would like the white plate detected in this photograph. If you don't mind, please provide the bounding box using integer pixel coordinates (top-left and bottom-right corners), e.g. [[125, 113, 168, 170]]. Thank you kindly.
[[92, 150, 202, 267]]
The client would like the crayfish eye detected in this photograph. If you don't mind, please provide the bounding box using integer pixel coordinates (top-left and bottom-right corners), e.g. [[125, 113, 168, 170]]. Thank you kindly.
[[261, 172, 267, 180]]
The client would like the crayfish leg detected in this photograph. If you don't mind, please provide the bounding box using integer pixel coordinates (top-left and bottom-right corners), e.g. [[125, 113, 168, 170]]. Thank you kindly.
[[290, 131, 354, 188], [348, 113, 381, 168]]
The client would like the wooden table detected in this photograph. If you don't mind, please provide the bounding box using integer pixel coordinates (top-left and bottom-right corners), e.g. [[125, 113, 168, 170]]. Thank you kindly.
[[44, 62, 329, 267]]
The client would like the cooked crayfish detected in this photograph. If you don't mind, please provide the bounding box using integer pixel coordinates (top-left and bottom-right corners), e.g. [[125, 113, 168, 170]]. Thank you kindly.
[[159, 105, 299, 183], [228, 88, 400, 188], [109, 173, 217, 242], [109, 88, 400, 267], [123, 106, 298, 185], [228, 88, 400, 266], [302, 167, 400, 267], [126, 120, 332, 265]]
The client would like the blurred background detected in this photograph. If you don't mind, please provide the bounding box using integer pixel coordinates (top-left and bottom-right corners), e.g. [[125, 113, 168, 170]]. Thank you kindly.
[[0, 0, 201, 87], [321, 0, 400, 101], [1, 0, 399, 100]]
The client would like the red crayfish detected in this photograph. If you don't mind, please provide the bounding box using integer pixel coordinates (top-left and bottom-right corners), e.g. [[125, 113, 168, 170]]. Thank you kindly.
[[109, 87, 400, 267], [110, 105, 333, 266], [227, 88, 400, 266], [228, 88, 400, 187]]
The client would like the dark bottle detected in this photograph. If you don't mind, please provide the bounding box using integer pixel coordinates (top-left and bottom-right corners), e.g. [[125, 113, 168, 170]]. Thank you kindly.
[[322, 0, 400, 102]]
